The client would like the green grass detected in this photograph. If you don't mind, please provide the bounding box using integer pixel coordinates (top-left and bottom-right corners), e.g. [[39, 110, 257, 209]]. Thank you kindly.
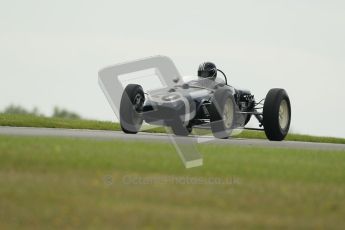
[[0, 113, 165, 133], [1, 113, 345, 144], [0, 113, 120, 131], [0, 135, 345, 229]]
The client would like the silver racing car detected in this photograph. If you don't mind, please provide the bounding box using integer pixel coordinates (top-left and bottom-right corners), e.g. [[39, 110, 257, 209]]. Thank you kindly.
[[120, 62, 291, 141]]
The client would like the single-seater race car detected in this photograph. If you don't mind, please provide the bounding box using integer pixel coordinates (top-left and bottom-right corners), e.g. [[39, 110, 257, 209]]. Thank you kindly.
[[120, 62, 291, 141]]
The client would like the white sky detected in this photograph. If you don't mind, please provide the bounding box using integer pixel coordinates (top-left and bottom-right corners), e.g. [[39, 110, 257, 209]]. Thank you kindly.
[[1, 0, 344, 138]]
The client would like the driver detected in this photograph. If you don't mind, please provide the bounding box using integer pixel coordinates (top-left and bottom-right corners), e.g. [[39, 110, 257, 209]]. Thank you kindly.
[[197, 62, 217, 80]]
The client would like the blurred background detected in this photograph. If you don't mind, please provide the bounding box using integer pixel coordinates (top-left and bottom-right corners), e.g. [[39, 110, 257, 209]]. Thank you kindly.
[[1, 0, 344, 137]]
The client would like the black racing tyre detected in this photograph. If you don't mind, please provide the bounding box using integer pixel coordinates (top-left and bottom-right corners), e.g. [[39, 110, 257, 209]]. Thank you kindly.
[[120, 84, 145, 134], [209, 89, 235, 139], [263, 88, 291, 141]]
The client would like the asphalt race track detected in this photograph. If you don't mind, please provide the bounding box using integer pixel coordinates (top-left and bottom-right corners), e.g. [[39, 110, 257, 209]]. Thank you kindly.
[[1, 126, 345, 151]]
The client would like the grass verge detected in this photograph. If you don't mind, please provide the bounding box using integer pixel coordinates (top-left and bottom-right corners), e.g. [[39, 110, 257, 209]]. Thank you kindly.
[[0, 135, 345, 229]]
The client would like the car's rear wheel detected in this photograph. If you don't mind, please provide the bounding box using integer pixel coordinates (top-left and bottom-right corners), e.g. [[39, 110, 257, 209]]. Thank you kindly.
[[209, 89, 235, 139], [263, 88, 291, 141], [120, 84, 145, 134]]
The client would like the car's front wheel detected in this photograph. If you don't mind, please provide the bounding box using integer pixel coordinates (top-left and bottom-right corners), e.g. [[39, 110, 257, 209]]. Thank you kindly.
[[120, 84, 145, 134], [263, 88, 291, 141]]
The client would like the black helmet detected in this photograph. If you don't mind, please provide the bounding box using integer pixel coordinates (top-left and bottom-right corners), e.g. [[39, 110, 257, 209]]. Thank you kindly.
[[198, 62, 217, 80]]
